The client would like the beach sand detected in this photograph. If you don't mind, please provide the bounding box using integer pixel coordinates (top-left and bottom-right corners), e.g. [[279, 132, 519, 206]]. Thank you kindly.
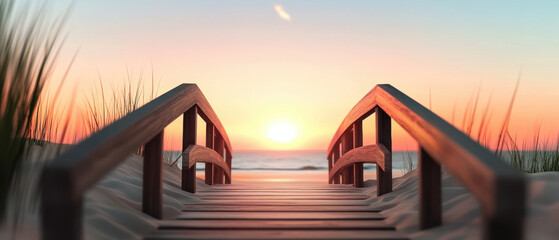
[[1, 149, 559, 239]]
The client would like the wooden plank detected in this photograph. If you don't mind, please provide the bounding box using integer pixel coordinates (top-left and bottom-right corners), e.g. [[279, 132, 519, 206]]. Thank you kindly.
[[176, 212, 385, 220], [197, 192, 367, 196], [143, 131, 164, 219], [145, 230, 408, 240], [375, 107, 392, 196], [182, 107, 197, 193], [353, 121, 364, 188], [341, 130, 354, 184], [198, 195, 369, 200], [40, 193, 82, 240], [213, 133, 224, 184], [329, 145, 389, 182], [42, 84, 231, 199], [326, 84, 525, 240], [187, 200, 370, 206], [183, 145, 230, 180], [205, 123, 214, 185], [182, 205, 382, 212], [419, 147, 441, 229], [158, 220, 394, 230], [225, 150, 232, 184], [332, 144, 341, 184], [197, 190, 363, 195], [208, 184, 357, 189]]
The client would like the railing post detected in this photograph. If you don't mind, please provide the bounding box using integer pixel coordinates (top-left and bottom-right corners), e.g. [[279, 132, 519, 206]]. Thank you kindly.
[[333, 144, 341, 184], [353, 121, 364, 188], [225, 148, 232, 184], [375, 107, 392, 196], [341, 129, 354, 184], [213, 133, 225, 184], [182, 106, 197, 193], [143, 131, 164, 219], [205, 123, 215, 185], [328, 154, 333, 184], [41, 173, 83, 240], [419, 147, 442, 229]]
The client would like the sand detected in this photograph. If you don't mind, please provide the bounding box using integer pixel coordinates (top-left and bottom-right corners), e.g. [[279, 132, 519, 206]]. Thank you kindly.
[[1, 146, 559, 239]]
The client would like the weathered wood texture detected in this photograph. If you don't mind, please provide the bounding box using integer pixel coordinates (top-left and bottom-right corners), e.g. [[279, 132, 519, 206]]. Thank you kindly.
[[41, 84, 232, 201], [182, 107, 197, 193], [341, 130, 354, 184], [419, 147, 441, 229], [40, 84, 233, 240], [213, 133, 225, 184], [329, 145, 390, 183], [149, 183, 408, 240], [375, 107, 392, 196], [225, 150, 232, 184], [332, 145, 340, 184], [326, 84, 525, 240], [143, 131, 164, 219], [205, 123, 214, 185], [183, 145, 231, 182], [352, 122, 364, 188]]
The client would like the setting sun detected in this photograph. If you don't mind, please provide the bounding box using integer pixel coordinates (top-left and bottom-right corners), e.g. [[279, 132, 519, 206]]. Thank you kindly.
[[267, 122, 298, 143]]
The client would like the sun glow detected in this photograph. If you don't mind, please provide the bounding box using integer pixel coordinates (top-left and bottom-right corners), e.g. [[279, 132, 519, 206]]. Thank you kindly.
[[267, 122, 297, 143]]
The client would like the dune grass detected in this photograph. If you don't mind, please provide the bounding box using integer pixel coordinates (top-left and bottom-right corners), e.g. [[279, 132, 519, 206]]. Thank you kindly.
[[452, 81, 559, 173], [82, 67, 160, 157], [0, 0, 69, 226], [83, 68, 159, 136], [402, 81, 558, 174]]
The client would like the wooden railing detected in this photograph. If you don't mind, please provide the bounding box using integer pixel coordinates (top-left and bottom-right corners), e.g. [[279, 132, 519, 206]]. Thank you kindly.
[[327, 84, 525, 240], [40, 84, 233, 240]]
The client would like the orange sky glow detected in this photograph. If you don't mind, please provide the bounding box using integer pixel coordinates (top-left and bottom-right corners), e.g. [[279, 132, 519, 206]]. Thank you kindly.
[[40, 1, 559, 151]]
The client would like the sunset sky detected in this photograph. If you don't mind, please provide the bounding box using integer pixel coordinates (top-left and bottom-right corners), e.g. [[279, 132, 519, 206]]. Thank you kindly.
[[42, 0, 559, 150]]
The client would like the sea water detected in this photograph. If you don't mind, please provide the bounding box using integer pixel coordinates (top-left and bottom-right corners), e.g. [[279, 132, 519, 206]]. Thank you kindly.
[[165, 151, 418, 175]]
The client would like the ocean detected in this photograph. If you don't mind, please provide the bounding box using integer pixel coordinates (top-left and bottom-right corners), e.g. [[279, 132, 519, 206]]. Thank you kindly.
[[165, 150, 418, 175]]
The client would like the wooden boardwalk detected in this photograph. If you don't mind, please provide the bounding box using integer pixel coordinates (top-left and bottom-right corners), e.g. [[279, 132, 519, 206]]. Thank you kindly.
[[40, 84, 525, 240], [146, 183, 408, 240]]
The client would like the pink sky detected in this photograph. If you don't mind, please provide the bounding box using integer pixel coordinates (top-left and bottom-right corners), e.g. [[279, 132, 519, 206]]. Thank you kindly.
[[42, 1, 559, 150]]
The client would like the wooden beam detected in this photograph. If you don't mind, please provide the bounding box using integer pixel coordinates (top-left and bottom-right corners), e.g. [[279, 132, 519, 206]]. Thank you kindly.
[[353, 122, 364, 188], [40, 173, 83, 240], [328, 154, 333, 184], [375, 107, 392, 196], [419, 147, 441, 229], [329, 145, 390, 182], [183, 145, 231, 180], [39, 84, 235, 239], [205, 123, 215, 185], [182, 106, 197, 193], [341, 130, 354, 184], [214, 133, 225, 184], [225, 149, 232, 184], [325, 84, 525, 239], [333, 144, 340, 184], [143, 131, 164, 219]]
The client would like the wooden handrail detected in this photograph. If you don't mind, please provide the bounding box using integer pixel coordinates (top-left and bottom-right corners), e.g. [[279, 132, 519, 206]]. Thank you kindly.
[[40, 84, 233, 239], [327, 84, 525, 240], [329, 144, 390, 182], [182, 144, 232, 193]]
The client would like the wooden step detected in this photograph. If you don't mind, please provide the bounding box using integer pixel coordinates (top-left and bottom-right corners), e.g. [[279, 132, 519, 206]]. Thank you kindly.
[[198, 195, 369, 200], [176, 212, 385, 220], [189, 200, 371, 206], [145, 230, 408, 240], [149, 182, 407, 240], [159, 219, 394, 230], [182, 205, 382, 212]]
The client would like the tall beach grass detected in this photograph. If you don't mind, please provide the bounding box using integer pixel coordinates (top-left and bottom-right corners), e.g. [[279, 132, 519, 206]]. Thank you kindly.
[[451, 81, 559, 172], [0, 0, 70, 226]]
